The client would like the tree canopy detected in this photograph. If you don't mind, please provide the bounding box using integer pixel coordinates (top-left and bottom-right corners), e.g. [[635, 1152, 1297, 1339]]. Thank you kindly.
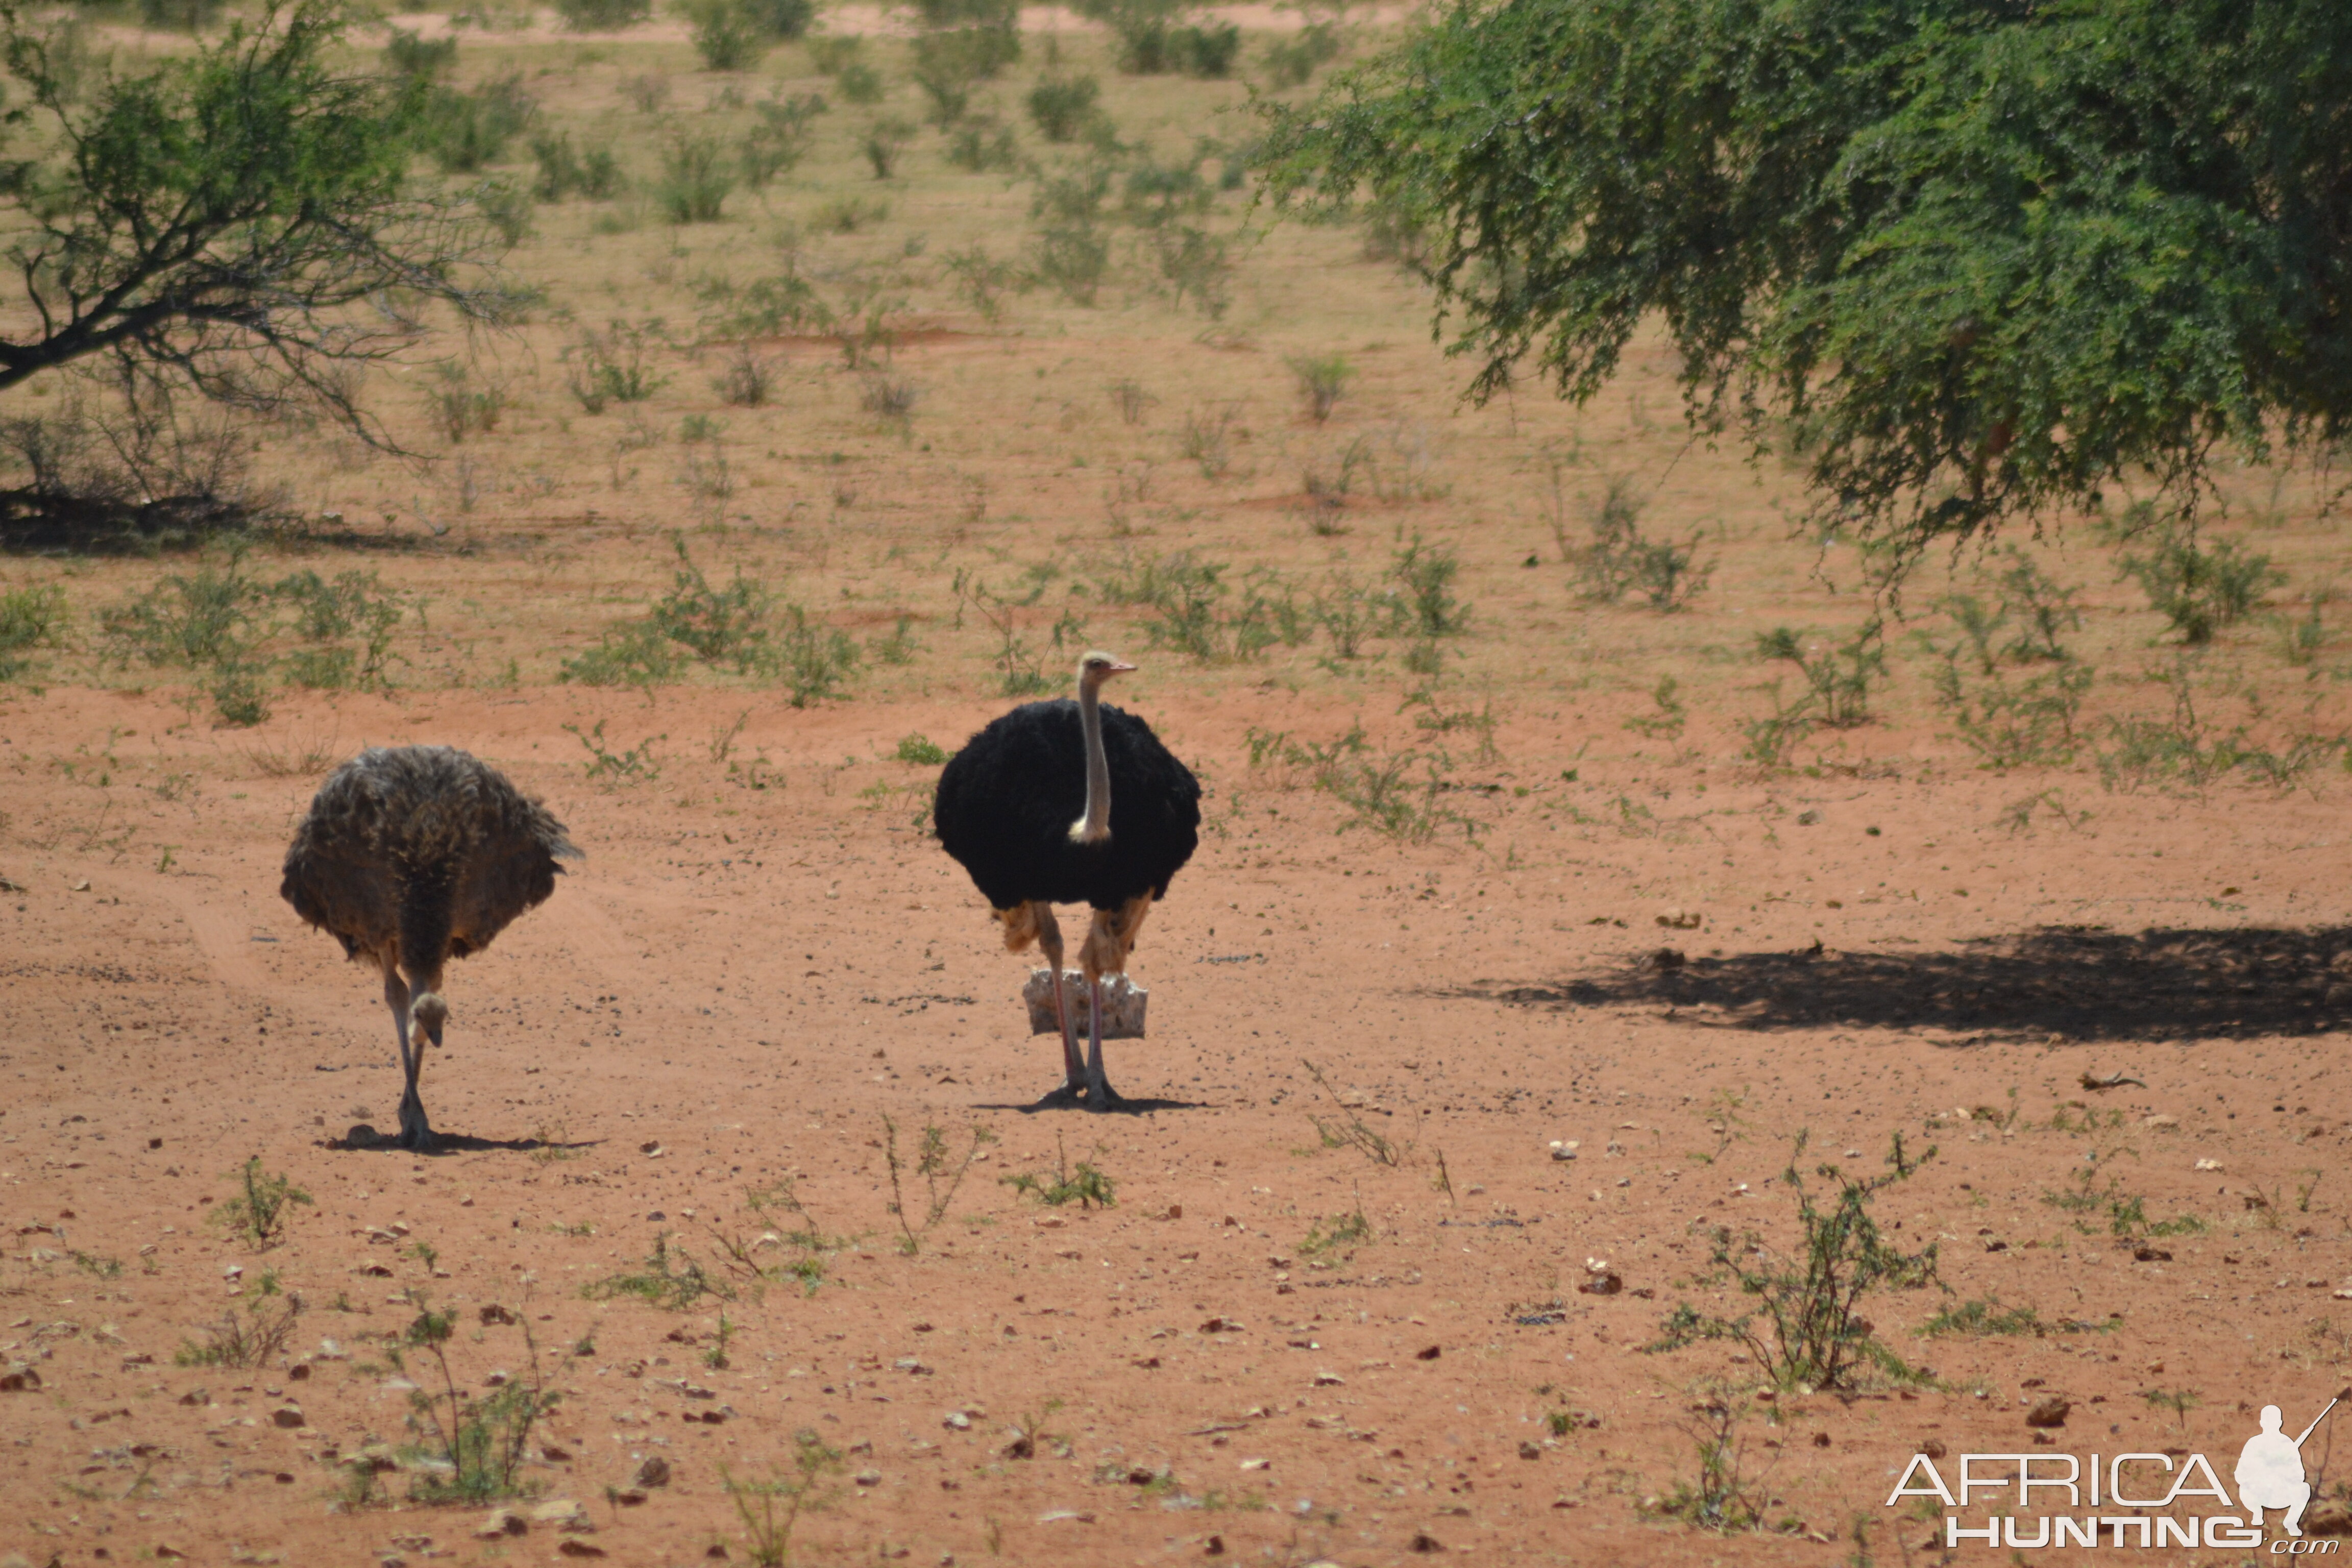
[[1259, 0, 2352, 564], [0, 0, 502, 445]]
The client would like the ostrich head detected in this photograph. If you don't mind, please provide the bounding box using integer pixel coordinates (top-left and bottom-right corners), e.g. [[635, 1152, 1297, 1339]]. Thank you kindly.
[[1077, 650, 1136, 689]]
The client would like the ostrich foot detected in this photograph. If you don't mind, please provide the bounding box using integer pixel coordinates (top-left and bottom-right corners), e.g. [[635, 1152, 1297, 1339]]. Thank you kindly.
[[397, 1095, 436, 1152], [1083, 1079, 1126, 1113], [1036, 1083, 1085, 1109]]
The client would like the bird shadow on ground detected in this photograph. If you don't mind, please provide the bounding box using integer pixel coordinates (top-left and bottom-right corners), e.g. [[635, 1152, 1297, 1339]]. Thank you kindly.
[[332, 1130, 604, 1157], [1447, 924, 2352, 1044], [973, 1093, 1212, 1116]]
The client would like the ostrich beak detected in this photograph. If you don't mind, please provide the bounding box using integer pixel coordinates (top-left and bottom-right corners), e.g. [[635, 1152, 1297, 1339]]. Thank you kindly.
[[1106, 659, 1137, 675]]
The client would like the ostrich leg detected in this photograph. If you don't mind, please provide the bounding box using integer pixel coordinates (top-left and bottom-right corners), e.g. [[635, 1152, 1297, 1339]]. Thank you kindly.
[[380, 962, 434, 1151], [1083, 972, 1123, 1111], [1032, 903, 1085, 1102]]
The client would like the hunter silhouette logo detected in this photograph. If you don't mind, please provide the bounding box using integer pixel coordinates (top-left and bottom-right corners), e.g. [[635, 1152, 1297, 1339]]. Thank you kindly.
[[1886, 1387, 2349, 1552], [2240, 1398, 2338, 1537]]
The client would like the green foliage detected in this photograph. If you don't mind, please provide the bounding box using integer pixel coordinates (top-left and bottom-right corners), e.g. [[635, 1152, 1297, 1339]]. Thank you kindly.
[[552, 0, 651, 28], [566, 321, 669, 412], [881, 1116, 995, 1254], [2117, 514, 2283, 644], [209, 1157, 314, 1250], [1645, 1383, 1766, 1532], [586, 1232, 736, 1309], [383, 28, 458, 80], [836, 60, 885, 104], [1260, 0, 2352, 568], [1388, 531, 1468, 638], [0, 1, 503, 442], [0, 582, 67, 681], [656, 137, 735, 222], [418, 72, 537, 175], [723, 1434, 844, 1567], [1755, 622, 1885, 730], [740, 90, 826, 187], [682, 0, 771, 71], [1572, 475, 1711, 610], [1028, 163, 1114, 303], [530, 131, 623, 201], [1623, 674, 1687, 740], [1246, 722, 1473, 845], [1027, 73, 1101, 141], [1299, 1208, 1371, 1255], [176, 1289, 301, 1369], [1301, 1059, 1410, 1166], [1929, 556, 2094, 769], [564, 542, 858, 705], [386, 1300, 560, 1503], [913, 24, 1020, 123], [273, 568, 411, 692], [806, 35, 864, 74], [1920, 1298, 2047, 1338], [1262, 21, 1341, 89], [860, 116, 915, 179], [1287, 353, 1351, 422], [1003, 1135, 1117, 1209], [945, 114, 1020, 174], [1649, 1134, 1938, 1391], [2094, 652, 2342, 791], [428, 361, 505, 442], [895, 734, 949, 765], [564, 719, 666, 783]]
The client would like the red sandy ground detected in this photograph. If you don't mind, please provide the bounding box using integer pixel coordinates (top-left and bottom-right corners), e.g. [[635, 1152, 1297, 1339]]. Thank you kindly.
[[4, 678, 2350, 1568]]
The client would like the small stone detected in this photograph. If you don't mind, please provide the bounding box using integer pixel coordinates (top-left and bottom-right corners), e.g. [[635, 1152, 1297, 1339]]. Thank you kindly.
[[1409, 1533, 1443, 1554], [942, 1411, 972, 1431], [475, 1509, 528, 1539], [1577, 1271, 1623, 1296], [632, 1454, 671, 1489], [532, 1500, 593, 1534], [479, 1304, 517, 1325], [557, 1542, 607, 1559], [1548, 1141, 1579, 1162], [1415, 1345, 1441, 1361], [2025, 1397, 2071, 1429], [272, 1404, 305, 1428], [613, 1488, 648, 1507], [855, 1468, 884, 1487], [0, 1365, 40, 1392], [2195, 1157, 2223, 1171], [1518, 1441, 1541, 1460]]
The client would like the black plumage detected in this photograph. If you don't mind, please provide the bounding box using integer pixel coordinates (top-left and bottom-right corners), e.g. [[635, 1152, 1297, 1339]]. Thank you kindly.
[[282, 745, 578, 1149], [934, 658, 1200, 1109], [934, 698, 1200, 912]]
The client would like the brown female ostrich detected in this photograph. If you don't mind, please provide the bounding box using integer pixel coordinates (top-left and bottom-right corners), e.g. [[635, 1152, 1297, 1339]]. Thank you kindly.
[[281, 746, 578, 1150]]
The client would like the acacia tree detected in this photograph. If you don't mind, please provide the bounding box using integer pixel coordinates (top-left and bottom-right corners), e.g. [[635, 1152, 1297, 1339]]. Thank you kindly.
[[1260, 0, 2352, 567], [0, 0, 505, 509]]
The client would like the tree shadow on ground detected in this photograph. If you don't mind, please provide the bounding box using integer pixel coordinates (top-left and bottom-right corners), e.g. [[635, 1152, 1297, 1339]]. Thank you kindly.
[[1450, 925, 2352, 1043]]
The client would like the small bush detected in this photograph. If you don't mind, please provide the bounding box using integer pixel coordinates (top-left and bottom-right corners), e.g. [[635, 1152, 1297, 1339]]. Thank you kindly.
[[429, 362, 504, 443], [805, 34, 863, 73], [586, 1232, 734, 1309], [895, 733, 949, 765], [209, 1157, 313, 1250], [1003, 1135, 1117, 1209], [656, 137, 734, 222], [177, 1290, 301, 1370], [1261, 21, 1340, 88], [620, 71, 671, 113], [740, 91, 826, 186], [1754, 621, 1884, 730], [1287, 353, 1350, 423], [836, 60, 884, 103], [0, 582, 67, 682], [385, 1301, 561, 1504], [384, 28, 459, 80], [418, 74, 536, 174], [946, 114, 1019, 173], [530, 131, 623, 200], [714, 346, 781, 407], [1026, 72, 1100, 141], [742, 0, 815, 39], [913, 26, 1020, 122], [553, 0, 651, 29], [566, 322, 668, 412], [1648, 1133, 1937, 1390], [860, 116, 914, 179], [1572, 475, 1711, 610], [682, 0, 770, 70], [1389, 532, 1468, 639], [723, 1436, 844, 1568], [2118, 514, 2283, 644], [943, 244, 1020, 321]]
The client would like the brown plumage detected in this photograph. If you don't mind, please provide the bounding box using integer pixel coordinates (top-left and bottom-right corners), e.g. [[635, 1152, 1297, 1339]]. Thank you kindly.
[[281, 746, 578, 1150]]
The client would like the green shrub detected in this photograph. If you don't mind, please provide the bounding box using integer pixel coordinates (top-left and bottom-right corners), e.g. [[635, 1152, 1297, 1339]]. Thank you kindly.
[[1262, 21, 1340, 88], [417, 74, 536, 174], [1286, 352, 1350, 422], [740, 91, 825, 186], [945, 114, 1018, 173], [552, 0, 651, 29], [1026, 74, 1100, 141], [836, 60, 884, 103], [566, 322, 668, 412], [530, 131, 623, 200], [656, 136, 734, 220], [741, 0, 814, 38], [0, 582, 67, 681], [384, 28, 459, 80], [1572, 475, 1712, 610], [2118, 515, 2283, 644], [860, 116, 914, 179], [682, 0, 769, 70], [805, 34, 863, 73], [209, 1157, 313, 1250]]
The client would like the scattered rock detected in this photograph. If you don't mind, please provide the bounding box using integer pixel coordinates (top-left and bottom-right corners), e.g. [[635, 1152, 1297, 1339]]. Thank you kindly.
[[531, 1500, 593, 1534], [1656, 909, 1702, 929], [1548, 1141, 1579, 1162], [2132, 1245, 2172, 1263], [612, 1487, 648, 1507], [1577, 1271, 1623, 1296], [474, 1509, 528, 1539], [943, 1411, 972, 1431], [1644, 947, 1685, 971], [2141, 1115, 2178, 1130], [0, 1365, 40, 1392], [632, 1455, 671, 1489], [1200, 1317, 1241, 1334], [2025, 1397, 2071, 1429], [1415, 1345, 1441, 1361], [2195, 1158, 2224, 1172], [479, 1304, 517, 1326], [271, 1404, 305, 1428], [178, 1388, 209, 1407], [1408, 1533, 1443, 1554], [556, 1543, 606, 1560], [1203, 1535, 1224, 1556], [1518, 1441, 1541, 1460]]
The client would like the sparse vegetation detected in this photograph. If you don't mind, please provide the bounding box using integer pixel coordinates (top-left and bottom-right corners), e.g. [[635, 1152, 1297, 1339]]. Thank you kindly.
[[585, 1232, 736, 1309], [385, 1297, 560, 1503], [1572, 476, 1712, 610], [881, 1116, 995, 1253], [723, 1433, 844, 1567], [1003, 1134, 1117, 1209], [208, 1157, 313, 1250], [1650, 1133, 1938, 1390]]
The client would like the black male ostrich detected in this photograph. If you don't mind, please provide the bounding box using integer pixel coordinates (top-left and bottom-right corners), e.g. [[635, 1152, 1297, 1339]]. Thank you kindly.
[[935, 651, 1200, 1110], [281, 746, 579, 1150]]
